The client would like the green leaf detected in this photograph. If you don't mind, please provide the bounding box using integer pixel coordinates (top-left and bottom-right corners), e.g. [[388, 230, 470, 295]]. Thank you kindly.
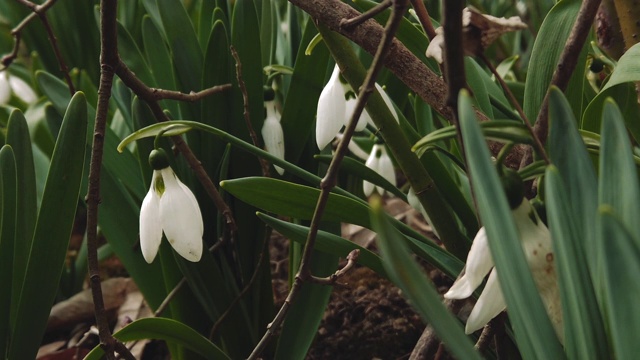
[[582, 83, 640, 143], [459, 90, 565, 359], [548, 87, 598, 263], [36, 71, 146, 199], [141, 15, 180, 116], [599, 99, 640, 240], [602, 42, 640, 91], [370, 196, 480, 360], [523, 0, 585, 123], [85, 318, 230, 360], [258, 212, 388, 278], [117, 20, 154, 86], [221, 177, 371, 227], [0, 146, 17, 356], [280, 21, 330, 165], [5, 110, 38, 332], [597, 207, 640, 359], [413, 120, 533, 157], [544, 166, 607, 359], [9, 92, 88, 360], [275, 222, 339, 360]]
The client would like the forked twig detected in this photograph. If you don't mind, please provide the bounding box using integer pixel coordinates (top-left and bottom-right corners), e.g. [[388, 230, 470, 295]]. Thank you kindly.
[[247, 1, 409, 358]]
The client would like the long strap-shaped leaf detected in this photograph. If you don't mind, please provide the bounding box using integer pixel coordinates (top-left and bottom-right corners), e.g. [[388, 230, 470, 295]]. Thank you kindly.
[[0, 146, 17, 356], [85, 318, 230, 360], [8, 92, 88, 360], [459, 89, 565, 359]]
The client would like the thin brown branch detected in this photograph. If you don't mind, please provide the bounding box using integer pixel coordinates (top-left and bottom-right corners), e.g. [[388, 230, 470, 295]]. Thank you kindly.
[[2, 0, 75, 95], [115, 59, 238, 234], [86, 1, 133, 359], [480, 54, 550, 164], [340, 0, 391, 29], [410, 0, 437, 40], [230, 46, 271, 177], [308, 249, 360, 285], [247, 1, 409, 358], [148, 84, 232, 102], [520, 0, 602, 169]]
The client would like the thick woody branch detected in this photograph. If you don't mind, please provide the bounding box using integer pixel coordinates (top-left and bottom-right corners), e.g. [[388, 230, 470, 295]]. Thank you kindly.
[[288, 0, 488, 123]]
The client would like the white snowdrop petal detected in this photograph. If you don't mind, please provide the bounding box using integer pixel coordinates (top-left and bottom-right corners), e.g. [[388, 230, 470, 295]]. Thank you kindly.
[[363, 145, 380, 197], [139, 173, 163, 264], [262, 112, 286, 175], [8, 75, 37, 104], [377, 146, 395, 195], [159, 169, 203, 262], [425, 28, 445, 64], [465, 269, 506, 334], [0, 72, 11, 104], [445, 227, 494, 299], [316, 66, 346, 150], [345, 96, 371, 131]]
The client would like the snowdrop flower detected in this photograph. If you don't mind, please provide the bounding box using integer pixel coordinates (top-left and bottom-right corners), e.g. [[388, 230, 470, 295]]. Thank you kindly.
[[0, 71, 37, 105], [261, 100, 285, 175], [316, 65, 398, 150], [363, 144, 396, 196], [140, 148, 203, 263], [445, 198, 562, 342]]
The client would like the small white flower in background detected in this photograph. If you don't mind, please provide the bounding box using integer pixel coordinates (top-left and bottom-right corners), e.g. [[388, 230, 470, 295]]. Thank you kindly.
[[140, 149, 203, 263], [261, 100, 285, 175], [316, 65, 398, 150], [363, 144, 396, 196], [445, 198, 562, 343], [0, 71, 38, 105], [407, 188, 439, 238]]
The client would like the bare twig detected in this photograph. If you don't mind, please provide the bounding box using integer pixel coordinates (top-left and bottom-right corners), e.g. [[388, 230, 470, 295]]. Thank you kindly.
[[520, 0, 602, 169], [308, 249, 360, 285], [230, 46, 271, 177], [409, 0, 437, 40], [479, 54, 550, 164], [247, 1, 410, 359], [340, 0, 391, 29], [2, 0, 75, 95], [115, 59, 238, 234], [148, 84, 232, 102], [85, 1, 134, 359]]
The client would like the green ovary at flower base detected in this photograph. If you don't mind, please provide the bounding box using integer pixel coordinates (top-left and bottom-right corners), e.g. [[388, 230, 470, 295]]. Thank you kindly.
[[139, 148, 203, 263], [445, 198, 563, 343]]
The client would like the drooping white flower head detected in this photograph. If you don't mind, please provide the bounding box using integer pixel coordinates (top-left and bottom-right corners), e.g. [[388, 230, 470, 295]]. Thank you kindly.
[[316, 65, 399, 150], [445, 199, 562, 342], [140, 149, 203, 263], [316, 65, 347, 150], [261, 100, 285, 175], [0, 71, 37, 105], [363, 144, 396, 196]]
